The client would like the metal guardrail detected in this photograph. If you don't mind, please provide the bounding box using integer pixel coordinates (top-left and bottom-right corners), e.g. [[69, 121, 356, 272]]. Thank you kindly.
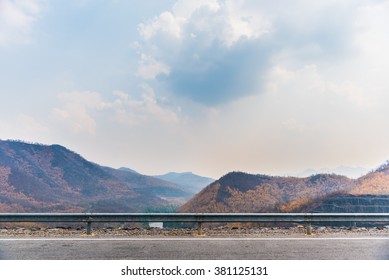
[[1, 213, 389, 235]]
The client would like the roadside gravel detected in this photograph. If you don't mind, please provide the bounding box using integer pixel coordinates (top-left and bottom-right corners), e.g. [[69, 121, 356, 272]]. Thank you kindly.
[[2, 225, 389, 238]]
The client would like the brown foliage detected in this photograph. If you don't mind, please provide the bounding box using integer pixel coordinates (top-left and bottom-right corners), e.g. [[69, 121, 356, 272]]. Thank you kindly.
[[180, 172, 353, 213], [0, 140, 187, 213]]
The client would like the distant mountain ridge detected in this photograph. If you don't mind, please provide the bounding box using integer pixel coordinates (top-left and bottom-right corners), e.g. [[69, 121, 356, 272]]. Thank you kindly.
[[0, 140, 192, 212], [154, 172, 215, 193], [295, 166, 369, 179]]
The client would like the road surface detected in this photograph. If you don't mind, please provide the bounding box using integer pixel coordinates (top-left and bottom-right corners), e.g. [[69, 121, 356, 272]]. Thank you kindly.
[[1, 237, 388, 260]]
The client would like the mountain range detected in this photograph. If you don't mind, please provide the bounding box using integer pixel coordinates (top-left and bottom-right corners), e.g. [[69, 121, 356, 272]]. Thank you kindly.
[[0, 140, 198, 212], [2, 139, 389, 214]]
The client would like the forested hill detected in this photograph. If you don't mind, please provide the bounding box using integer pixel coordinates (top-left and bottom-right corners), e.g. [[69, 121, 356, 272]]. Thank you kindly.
[[180, 162, 389, 213], [0, 140, 192, 212], [179, 171, 353, 212]]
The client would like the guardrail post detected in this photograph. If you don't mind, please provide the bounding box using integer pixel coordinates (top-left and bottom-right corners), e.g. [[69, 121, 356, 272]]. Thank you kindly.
[[305, 214, 312, 235], [86, 221, 92, 235], [306, 223, 312, 235], [197, 222, 203, 236]]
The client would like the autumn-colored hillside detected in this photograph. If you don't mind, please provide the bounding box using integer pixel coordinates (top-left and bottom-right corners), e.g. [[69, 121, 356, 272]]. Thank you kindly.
[[3, 139, 389, 214], [305, 162, 389, 213], [179, 171, 353, 213], [180, 161, 389, 213], [0, 140, 192, 212], [350, 162, 389, 195]]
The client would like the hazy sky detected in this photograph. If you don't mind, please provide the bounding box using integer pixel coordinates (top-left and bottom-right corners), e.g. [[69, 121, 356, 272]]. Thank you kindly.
[[1, 0, 389, 178]]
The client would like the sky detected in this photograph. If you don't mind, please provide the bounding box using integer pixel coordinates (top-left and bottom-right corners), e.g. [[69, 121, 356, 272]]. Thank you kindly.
[[1, 0, 389, 179]]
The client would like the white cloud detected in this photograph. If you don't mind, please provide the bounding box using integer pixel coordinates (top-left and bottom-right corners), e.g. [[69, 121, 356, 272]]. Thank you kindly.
[[137, 0, 272, 104], [51, 89, 180, 135], [0, 0, 43, 45], [136, 54, 170, 79], [51, 91, 105, 135], [172, 0, 220, 19], [110, 87, 179, 125], [172, 0, 269, 46], [138, 11, 183, 41], [136, 0, 368, 105]]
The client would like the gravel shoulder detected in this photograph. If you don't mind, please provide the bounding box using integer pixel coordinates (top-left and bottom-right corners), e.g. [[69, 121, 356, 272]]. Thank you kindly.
[[2, 225, 389, 238]]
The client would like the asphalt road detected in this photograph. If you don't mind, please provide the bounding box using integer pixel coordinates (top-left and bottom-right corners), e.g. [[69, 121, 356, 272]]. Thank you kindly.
[[1, 237, 389, 260]]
